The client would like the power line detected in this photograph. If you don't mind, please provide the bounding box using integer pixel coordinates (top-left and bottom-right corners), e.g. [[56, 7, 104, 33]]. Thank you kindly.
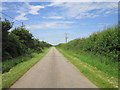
[[1, 12, 16, 21], [0, 12, 25, 28]]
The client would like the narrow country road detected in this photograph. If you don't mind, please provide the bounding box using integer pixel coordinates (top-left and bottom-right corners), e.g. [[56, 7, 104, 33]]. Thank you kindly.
[[11, 47, 97, 88]]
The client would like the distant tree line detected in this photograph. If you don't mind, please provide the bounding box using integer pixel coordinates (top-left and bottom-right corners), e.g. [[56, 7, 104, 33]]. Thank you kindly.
[[57, 25, 119, 62], [2, 19, 52, 61]]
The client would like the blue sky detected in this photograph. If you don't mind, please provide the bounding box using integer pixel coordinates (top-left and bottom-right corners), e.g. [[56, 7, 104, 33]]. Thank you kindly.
[[1, 2, 118, 45]]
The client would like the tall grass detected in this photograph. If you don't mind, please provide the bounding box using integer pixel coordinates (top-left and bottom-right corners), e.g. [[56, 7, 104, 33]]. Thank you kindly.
[[2, 53, 36, 73], [57, 48, 118, 88], [2, 48, 50, 89]]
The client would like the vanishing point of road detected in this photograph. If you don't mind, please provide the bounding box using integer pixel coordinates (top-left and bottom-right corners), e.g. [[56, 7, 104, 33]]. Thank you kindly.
[[11, 47, 97, 88]]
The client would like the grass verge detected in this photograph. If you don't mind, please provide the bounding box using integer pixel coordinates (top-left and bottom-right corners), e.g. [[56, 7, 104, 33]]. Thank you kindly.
[[57, 48, 118, 88], [2, 48, 50, 89]]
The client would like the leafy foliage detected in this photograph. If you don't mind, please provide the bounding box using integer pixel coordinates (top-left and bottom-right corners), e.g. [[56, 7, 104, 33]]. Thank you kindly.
[[2, 19, 52, 73], [57, 25, 119, 63]]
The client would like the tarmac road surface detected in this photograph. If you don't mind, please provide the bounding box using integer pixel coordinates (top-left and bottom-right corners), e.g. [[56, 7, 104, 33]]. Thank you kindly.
[[11, 47, 98, 88]]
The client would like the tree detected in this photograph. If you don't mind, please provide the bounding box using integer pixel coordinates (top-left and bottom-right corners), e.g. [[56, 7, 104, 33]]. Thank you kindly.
[[2, 19, 52, 61], [2, 19, 14, 61], [11, 27, 33, 49]]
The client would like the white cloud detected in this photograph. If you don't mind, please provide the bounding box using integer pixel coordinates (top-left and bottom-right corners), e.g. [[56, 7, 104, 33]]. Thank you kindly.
[[48, 2, 118, 19], [58, 21, 75, 24], [29, 6, 44, 15], [1, 0, 119, 2], [11, 2, 118, 21], [26, 21, 74, 29], [15, 13, 28, 20], [75, 13, 99, 19], [43, 16, 65, 19], [105, 11, 111, 14], [0, 5, 6, 11], [0, 7, 2, 11], [27, 22, 56, 29], [24, 2, 45, 15], [14, 2, 45, 20], [47, 2, 65, 7]]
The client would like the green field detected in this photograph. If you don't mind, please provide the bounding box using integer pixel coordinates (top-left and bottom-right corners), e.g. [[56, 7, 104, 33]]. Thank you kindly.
[[57, 48, 118, 88], [2, 48, 50, 89]]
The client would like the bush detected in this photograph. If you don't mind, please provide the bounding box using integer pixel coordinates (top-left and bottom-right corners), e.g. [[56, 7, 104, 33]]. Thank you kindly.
[[57, 25, 119, 63]]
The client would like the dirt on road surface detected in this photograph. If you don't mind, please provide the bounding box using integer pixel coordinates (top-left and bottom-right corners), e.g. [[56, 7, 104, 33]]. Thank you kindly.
[[11, 47, 98, 88]]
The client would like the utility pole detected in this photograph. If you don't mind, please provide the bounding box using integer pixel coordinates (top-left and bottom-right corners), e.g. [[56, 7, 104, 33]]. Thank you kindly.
[[21, 22, 25, 28], [65, 33, 68, 43]]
